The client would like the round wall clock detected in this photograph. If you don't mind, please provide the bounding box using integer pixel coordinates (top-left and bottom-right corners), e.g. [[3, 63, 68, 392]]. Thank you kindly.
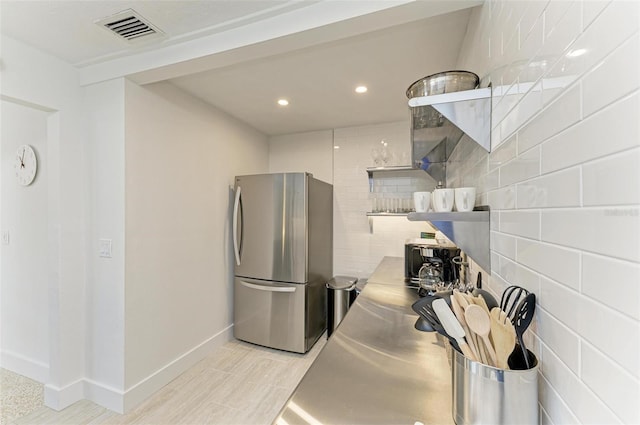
[[14, 144, 37, 186]]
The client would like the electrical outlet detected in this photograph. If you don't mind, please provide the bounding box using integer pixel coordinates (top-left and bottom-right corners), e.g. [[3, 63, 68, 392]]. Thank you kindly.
[[1, 230, 9, 245], [99, 239, 112, 258]]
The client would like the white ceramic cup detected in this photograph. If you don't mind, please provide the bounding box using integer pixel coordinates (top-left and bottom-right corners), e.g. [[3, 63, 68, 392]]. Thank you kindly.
[[413, 192, 431, 212], [454, 187, 476, 212], [432, 188, 454, 212]]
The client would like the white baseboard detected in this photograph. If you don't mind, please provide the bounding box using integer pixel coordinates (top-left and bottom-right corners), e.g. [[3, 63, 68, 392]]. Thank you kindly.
[[0, 349, 49, 383], [123, 324, 233, 413], [10, 326, 233, 414], [44, 379, 84, 411], [84, 379, 125, 413]]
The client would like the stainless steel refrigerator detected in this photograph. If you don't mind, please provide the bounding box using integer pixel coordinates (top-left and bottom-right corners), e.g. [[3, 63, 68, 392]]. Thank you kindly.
[[232, 172, 332, 353]]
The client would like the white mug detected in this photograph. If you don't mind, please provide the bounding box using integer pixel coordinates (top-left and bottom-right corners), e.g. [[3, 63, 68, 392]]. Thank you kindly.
[[432, 188, 454, 212], [454, 187, 476, 212], [413, 192, 431, 212]]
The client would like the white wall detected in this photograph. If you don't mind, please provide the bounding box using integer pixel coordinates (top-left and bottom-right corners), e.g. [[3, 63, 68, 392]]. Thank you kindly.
[[333, 121, 438, 278], [123, 81, 269, 410], [268, 130, 334, 184], [0, 100, 49, 381], [83, 78, 127, 411], [453, 1, 640, 423], [0, 35, 87, 410]]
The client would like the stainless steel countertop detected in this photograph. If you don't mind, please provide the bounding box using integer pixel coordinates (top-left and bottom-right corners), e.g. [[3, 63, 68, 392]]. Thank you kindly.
[[274, 257, 454, 425]]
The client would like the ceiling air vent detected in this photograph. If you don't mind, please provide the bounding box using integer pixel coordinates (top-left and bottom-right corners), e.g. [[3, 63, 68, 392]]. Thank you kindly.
[[96, 9, 164, 43]]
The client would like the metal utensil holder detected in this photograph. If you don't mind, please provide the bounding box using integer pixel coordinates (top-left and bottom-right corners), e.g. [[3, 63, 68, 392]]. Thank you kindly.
[[450, 346, 538, 424]]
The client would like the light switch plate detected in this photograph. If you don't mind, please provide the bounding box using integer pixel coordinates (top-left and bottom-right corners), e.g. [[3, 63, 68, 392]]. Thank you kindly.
[[1, 230, 9, 245], [99, 239, 112, 258]]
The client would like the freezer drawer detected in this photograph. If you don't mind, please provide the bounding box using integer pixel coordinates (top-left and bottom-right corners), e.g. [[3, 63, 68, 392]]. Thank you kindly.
[[234, 277, 306, 353]]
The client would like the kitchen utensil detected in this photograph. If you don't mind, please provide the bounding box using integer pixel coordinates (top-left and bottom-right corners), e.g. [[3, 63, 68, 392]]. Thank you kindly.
[[472, 289, 499, 310], [414, 316, 434, 332], [454, 291, 487, 364], [450, 293, 480, 361], [406, 71, 479, 98], [465, 304, 498, 367], [411, 296, 441, 329], [489, 307, 516, 369], [512, 293, 536, 369], [412, 296, 461, 352], [470, 271, 499, 310], [432, 298, 477, 361], [476, 293, 498, 316], [500, 285, 530, 322], [508, 344, 537, 370], [454, 187, 476, 212]]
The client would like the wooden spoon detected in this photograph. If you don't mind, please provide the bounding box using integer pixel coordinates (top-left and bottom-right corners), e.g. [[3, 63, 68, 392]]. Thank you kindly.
[[451, 293, 480, 361], [465, 304, 498, 367], [490, 307, 516, 369], [454, 291, 487, 364]]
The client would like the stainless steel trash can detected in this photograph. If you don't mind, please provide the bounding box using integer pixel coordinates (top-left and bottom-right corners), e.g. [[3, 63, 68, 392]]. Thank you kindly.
[[451, 345, 539, 424], [326, 276, 358, 338]]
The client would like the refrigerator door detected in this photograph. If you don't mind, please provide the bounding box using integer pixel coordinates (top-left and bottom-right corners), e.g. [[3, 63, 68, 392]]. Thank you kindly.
[[234, 277, 306, 353], [234, 173, 307, 283]]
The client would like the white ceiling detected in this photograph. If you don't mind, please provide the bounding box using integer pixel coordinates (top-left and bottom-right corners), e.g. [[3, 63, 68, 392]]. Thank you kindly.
[[0, 1, 477, 136]]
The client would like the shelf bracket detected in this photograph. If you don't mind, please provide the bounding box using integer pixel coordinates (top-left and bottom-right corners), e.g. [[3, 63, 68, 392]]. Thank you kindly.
[[407, 207, 491, 273]]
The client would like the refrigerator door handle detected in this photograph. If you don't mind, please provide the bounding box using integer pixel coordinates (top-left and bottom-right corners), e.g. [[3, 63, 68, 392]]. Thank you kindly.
[[233, 186, 242, 266], [240, 280, 296, 293]]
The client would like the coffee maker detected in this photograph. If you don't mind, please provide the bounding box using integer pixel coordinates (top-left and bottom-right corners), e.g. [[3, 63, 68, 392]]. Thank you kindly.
[[404, 240, 460, 287]]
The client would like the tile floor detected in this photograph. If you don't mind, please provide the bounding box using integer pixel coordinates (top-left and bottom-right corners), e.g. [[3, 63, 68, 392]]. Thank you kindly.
[[3, 336, 326, 425]]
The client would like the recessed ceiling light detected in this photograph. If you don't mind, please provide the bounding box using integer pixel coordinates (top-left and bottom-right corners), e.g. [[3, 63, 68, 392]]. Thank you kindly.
[[355, 86, 368, 94], [277, 99, 289, 106]]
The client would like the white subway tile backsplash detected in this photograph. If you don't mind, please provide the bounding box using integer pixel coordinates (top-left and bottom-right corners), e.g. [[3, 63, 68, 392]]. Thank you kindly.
[[541, 208, 640, 262], [500, 85, 543, 140], [520, 13, 545, 65], [539, 375, 581, 425], [544, 0, 582, 54], [518, 84, 581, 153], [539, 344, 584, 420], [577, 295, 640, 378], [490, 230, 516, 259], [541, 344, 624, 425], [520, 1, 549, 41], [488, 134, 517, 171], [537, 308, 580, 374], [581, 342, 640, 424], [500, 210, 540, 239], [543, 1, 576, 41], [582, 253, 640, 321], [500, 145, 540, 186], [542, 92, 639, 174], [516, 167, 581, 209], [539, 276, 580, 331], [582, 0, 612, 29], [582, 34, 640, 118], [517, 238, 581, 289], [482, 168, 500, 192], [454, 0, 640, 420], [582, 148, 640, 206], [488, 185, 516, 209]]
